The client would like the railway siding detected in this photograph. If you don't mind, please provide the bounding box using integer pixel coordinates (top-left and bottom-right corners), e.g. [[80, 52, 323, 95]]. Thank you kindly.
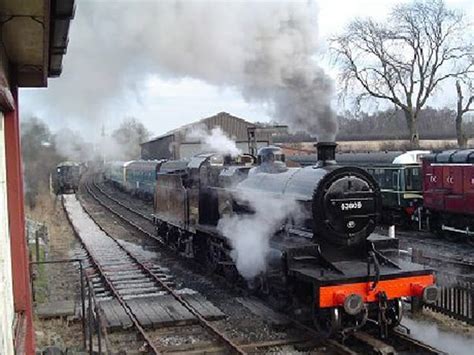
[[62, 194, 232, 353]]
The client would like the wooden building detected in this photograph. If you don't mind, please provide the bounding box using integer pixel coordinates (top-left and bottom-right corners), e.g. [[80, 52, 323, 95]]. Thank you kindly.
[[141, 112, 284, 160]]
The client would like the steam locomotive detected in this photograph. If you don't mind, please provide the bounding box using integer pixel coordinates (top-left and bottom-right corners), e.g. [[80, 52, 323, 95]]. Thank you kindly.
[[51, 161, 82, 194], [150, 142, 438, 337]]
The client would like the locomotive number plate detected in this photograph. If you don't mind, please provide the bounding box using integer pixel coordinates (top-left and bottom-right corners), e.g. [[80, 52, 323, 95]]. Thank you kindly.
[[340, 201, 363, 211]]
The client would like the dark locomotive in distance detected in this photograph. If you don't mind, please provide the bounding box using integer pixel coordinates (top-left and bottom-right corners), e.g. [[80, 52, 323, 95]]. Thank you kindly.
[[104, 143, 438, 337], [52, 161, 82, 195]]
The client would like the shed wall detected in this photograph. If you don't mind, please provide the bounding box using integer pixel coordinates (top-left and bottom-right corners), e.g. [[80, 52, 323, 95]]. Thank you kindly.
[[141, 135, 175, 160]]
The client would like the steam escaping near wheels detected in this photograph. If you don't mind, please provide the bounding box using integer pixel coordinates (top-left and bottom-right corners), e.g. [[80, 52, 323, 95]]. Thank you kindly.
[[217, 190, 301, 279]]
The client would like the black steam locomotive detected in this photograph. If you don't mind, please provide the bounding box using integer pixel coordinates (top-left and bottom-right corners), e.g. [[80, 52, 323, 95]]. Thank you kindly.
[[51, 161, 82, 195], [152, 143, 438, 337]]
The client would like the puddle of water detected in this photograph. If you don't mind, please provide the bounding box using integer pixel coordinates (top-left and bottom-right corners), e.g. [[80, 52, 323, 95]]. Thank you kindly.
[[402, 317, 474, 355]]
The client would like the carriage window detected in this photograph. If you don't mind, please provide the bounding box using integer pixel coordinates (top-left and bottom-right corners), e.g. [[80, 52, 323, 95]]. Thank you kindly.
[[405, 167, 422, 191], [391, 171, 399, 190]]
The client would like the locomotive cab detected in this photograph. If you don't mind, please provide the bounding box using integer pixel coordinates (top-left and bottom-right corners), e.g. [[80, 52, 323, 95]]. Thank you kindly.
[[251, 146, 288, 174]]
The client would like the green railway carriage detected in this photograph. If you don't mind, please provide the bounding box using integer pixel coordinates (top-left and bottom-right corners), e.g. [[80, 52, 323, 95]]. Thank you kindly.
[[288, 150, 429, 225], [365, 164, 423, 224]]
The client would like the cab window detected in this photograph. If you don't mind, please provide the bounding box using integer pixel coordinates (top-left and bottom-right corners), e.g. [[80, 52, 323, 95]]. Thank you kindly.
[[405, 167, 422, 191]]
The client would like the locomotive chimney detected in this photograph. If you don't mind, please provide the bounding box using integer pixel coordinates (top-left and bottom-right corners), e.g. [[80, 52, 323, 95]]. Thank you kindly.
[[315, 142, 337, 166]]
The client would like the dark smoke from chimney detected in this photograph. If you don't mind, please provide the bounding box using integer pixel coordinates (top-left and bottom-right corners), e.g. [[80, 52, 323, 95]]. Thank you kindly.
[[24, 0, 338, 141]]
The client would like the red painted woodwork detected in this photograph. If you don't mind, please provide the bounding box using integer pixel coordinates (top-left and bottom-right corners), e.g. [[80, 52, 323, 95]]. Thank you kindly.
[[4, 86, 35, 354]]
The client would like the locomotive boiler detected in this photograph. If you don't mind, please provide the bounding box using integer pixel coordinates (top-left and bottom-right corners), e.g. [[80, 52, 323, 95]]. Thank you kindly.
[[151, 142, 438, 337]]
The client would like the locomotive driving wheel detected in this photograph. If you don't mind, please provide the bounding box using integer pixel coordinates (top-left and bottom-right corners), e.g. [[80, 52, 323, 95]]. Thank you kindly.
[[385, 298, 403, 329], [313, 308, 342, 337]]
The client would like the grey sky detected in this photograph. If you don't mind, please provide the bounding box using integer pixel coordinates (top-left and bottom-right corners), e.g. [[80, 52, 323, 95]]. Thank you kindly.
[[20, 0, 474, 139]]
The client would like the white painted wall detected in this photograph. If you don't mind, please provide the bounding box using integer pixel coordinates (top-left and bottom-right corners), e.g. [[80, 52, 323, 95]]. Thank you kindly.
[[0, 112, 14, 355]]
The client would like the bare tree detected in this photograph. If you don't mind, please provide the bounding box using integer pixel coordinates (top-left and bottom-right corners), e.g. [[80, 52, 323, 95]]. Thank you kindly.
[[332, 0, 473, 148], [21, 118, 65, 208], [455, 79, 474, 147], [112, 117, 151, 160]]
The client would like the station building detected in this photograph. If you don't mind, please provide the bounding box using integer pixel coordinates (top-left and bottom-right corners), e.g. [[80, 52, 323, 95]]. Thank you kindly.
[[141, 112, 286, 160], [0, 1, 75, 353]]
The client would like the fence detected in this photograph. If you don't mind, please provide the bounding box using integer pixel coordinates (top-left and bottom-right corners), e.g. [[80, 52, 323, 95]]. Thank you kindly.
[[411, 249, 474, 325], [28, 220, 107, 353]]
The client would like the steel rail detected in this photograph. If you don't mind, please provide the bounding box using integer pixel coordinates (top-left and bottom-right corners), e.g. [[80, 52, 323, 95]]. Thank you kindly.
[[391, 329, 446, 354], [83, 180, 247, 355], [94, 182, 153, 222], [62, 196, 162, 354]]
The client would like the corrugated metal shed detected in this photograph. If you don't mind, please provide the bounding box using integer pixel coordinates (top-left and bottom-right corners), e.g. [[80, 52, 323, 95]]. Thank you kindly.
[[141, 112, 277, 160], [141, 134, 175, 160]]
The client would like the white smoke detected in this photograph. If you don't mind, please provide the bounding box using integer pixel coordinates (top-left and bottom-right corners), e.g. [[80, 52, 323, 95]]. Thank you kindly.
[[27, 0, 337, 141], [53, 128, 92, 162], [186, 125, 242, 157], [217, 189, 300, 279]]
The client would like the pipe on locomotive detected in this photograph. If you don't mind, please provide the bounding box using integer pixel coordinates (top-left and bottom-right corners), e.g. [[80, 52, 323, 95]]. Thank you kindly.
[[315, 141, 337, 166]]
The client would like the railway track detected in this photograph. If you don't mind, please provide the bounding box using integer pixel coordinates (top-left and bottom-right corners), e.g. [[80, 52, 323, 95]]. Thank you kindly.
[[375, 226, 474, 273], [75, 175, 447, 354], [65, 193, 246, 354]]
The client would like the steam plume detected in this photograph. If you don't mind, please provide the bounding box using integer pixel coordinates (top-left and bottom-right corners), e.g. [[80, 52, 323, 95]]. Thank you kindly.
[[27, 0, 337, 141], [186, 126, 242, 157], [218, 190, 300, 279]]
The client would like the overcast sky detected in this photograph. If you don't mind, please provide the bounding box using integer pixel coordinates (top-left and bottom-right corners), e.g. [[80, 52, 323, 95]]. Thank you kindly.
[[20, 0, 474, 139]]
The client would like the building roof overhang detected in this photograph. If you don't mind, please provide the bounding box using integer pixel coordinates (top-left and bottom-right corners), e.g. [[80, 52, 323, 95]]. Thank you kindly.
[[0, 0, 75, 88]]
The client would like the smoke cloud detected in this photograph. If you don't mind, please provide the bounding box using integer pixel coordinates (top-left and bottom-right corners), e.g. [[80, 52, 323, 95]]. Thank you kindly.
[[53, 128, 93, 162], [186, 126, 242, 157], [217, 190, 300, 279], [29, 0, 337, 141]]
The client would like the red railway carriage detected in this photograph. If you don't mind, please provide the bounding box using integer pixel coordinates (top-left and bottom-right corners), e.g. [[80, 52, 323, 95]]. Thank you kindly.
[[423, 149, 474, 239]]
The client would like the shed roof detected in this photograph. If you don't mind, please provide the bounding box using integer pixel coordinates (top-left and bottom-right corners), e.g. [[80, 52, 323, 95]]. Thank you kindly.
[[142, 112, 271, 145]]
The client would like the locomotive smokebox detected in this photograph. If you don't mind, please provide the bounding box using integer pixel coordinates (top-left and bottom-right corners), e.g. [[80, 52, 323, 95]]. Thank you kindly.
[[315, 142, 337, 166]]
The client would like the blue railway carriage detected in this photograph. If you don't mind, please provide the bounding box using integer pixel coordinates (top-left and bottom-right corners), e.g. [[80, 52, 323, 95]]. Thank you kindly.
[[125, 160, 165, 199], [105, 161, 130, 189]]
